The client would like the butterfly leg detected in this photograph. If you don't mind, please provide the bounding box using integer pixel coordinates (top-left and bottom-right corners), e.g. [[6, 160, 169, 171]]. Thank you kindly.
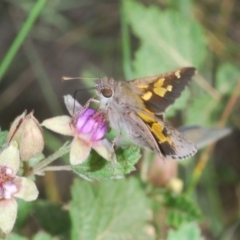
[[111, 132, 122, 149], [109, 152, 117, 170], [83, 97, 100, 108]]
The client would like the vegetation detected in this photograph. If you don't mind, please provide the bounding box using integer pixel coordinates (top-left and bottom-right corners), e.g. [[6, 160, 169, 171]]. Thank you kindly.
[[0, 0, 239, 239]]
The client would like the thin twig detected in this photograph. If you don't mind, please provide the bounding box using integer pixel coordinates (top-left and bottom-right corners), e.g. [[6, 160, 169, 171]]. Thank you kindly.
[[195, 74, 222, 100], [218, 80, 240, 126]]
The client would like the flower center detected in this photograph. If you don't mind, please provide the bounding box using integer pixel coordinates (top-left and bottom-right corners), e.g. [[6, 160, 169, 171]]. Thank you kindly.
[[0, 166, 18, 200], [75, 109, 107, 142]]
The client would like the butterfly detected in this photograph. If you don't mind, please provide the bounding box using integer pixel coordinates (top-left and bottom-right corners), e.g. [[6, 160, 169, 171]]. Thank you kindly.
[[94, 67, 197, 160]]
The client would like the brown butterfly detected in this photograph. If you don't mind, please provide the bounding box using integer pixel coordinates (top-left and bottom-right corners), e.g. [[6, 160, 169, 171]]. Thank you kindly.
[[95, 67, 197, 160]]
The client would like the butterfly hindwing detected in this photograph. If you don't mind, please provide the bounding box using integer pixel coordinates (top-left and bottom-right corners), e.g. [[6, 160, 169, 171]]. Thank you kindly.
[[137, 111, 197, 159], [130, 67, 196, 113]]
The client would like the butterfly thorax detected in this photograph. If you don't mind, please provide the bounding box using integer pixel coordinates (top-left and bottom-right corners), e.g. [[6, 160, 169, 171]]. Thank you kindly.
[[95, 77, 145, 111]]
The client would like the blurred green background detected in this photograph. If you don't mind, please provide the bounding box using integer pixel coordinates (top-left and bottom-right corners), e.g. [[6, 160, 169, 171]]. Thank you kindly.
[[0, 0, 240, 239]]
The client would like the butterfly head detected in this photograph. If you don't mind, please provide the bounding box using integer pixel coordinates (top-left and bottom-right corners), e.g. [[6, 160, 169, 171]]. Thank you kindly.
[[95, 77, 116, 102]]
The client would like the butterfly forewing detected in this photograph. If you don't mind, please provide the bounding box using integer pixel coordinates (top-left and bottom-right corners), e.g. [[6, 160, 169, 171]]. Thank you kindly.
[[130, 67, 196, 113]]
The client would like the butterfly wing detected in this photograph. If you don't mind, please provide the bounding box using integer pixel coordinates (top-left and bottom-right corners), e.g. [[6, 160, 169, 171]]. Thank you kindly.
[[133, 111, 197, 159], [129, 67, 196, 113]]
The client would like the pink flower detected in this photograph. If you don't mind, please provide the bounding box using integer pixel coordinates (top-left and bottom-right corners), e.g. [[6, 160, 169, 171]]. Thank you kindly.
[[75, 108, 107, 142], [42, 95, 115, 165], [0, 142, 39, 234]]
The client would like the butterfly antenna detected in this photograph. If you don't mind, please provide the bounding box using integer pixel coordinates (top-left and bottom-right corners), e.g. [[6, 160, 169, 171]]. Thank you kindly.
[[61, 76, 100, 81], [62, 76, 98, 114], [72, 86, 96, 115]]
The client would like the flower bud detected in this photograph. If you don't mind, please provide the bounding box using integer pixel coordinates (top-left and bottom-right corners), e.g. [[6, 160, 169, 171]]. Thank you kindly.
[[148, 155, 178, 187], [7, 111, 44, 161]]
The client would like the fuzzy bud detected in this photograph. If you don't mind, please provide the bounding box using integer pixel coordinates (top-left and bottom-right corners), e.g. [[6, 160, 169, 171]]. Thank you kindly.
[[7, 111, 44, 161]]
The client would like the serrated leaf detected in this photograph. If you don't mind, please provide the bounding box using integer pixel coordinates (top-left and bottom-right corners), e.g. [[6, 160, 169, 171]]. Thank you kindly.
[[127, 2, 206, 73], [33, 200, 71, 235], [216, 63, 240, 95], [167, 222, 204, 240], [0, 129, 8, 146], [70, 177, 154, 240], [32, 232, 57, 240], [125, 1, 206, 115], [72, 146, 141, 180], [164, 192, 202, 228]]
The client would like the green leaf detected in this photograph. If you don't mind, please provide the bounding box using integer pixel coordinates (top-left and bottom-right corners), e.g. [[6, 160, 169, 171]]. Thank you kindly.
[[7, 234, 28, 240], [186, 62, 240, 126], [14, 200, 34, 230], [166, 89, 190, 117], [125, 1, 206, 115], [164, 192, 202, 228], [216, 63, 240, 95], [70, 177, 154, 240], [185, 93, 217, 126], [32, 232, 56, 240], [33, 200, 71, 235], [0, 129, 8, 146], [167, 0, 193, 17], [126, 1, 206, 74], [72, 146, 141, 180], [166, 222, 204, 240]]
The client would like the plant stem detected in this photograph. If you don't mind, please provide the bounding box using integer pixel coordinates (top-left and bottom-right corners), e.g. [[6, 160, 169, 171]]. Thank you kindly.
[[32, 142, 70, 175], [121, 0, 132, 80], [0, 0, 46, 82], [43, 165, 72, 171]]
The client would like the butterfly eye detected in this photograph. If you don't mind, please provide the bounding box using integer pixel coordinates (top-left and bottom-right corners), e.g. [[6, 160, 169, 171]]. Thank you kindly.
[[101, 88, 113, 98]]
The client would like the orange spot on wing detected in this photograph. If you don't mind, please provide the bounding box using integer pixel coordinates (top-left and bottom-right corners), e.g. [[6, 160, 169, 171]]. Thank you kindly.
[[151, 123, 172, 144], [141, 91, 152, 101], [166, 85, 172, 91], [154, 78, 165, 88], [137, 112, 155, 123], [153, 87, 167, 97], [175, 70, 181, 79]]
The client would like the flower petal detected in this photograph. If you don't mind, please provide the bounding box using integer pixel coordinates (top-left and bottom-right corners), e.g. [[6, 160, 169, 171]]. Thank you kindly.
[[92, 139, 115, 162], [0, 198, 17, 234], [70, 137, 91, 165], [75, 109, 95, 133], [14, 177, 39, 201], [64, 95, 83, 117], [0, 141, 20, 175], [42, 116, 72, 136], [91, 123, 107, 141]]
